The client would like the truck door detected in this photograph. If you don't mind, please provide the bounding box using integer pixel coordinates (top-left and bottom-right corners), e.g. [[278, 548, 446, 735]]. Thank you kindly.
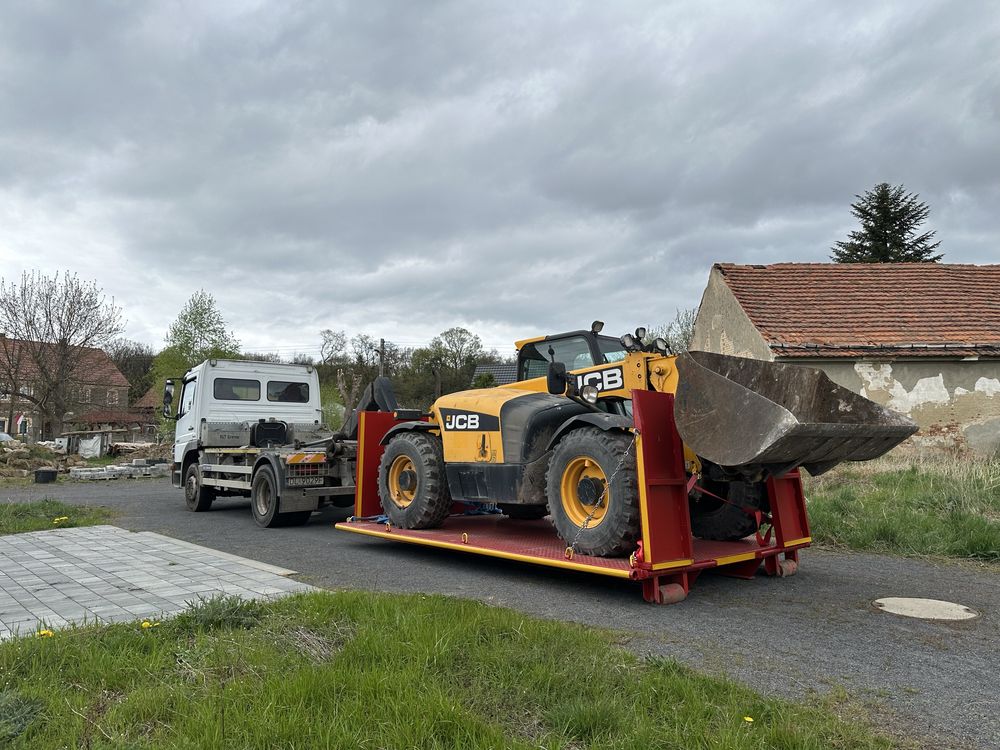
[[173, 377, 198, 464]]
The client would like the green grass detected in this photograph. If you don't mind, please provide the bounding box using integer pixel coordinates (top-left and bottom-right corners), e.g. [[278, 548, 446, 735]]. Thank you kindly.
[[805, 457, 1000, 561], [0, 500, 115, 535], [0, 591, 897, 749]]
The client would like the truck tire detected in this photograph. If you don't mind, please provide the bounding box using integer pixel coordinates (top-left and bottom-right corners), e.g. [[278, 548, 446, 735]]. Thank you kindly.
[[689, 479, 767, 541], [378, 432, 451, 529], [184, 462, 215, 512], [250, 465, 312, 528], [499, 504, 548, 520], [546, 428, 640, 557]]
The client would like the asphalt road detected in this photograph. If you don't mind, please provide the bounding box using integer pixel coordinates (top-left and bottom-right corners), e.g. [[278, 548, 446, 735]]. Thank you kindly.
[[3, 479, 997, 749]]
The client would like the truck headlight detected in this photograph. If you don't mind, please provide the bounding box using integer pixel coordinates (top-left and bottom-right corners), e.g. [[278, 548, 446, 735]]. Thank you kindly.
[[581, 384, 599, 404]]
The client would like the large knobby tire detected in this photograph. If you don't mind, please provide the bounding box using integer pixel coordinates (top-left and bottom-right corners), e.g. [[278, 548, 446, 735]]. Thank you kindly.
[[546, 428, 640, 557], [250, 465, 312, 528], [689, 479, 767, 541], [184, 462, 215, 512], [378, 432, 451, 529]]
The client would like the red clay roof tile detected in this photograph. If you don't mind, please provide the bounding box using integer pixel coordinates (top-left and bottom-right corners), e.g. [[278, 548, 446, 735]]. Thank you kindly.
[[0, 339, 130, 387], [715, 263, 1000, 358]]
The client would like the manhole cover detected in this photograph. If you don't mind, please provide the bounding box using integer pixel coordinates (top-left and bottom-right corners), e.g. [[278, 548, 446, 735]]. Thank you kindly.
[[872, 597, 978, 621]]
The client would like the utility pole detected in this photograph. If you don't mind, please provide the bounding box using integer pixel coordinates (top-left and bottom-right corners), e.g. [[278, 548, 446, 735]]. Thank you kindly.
[[378, 338, 385, 377]]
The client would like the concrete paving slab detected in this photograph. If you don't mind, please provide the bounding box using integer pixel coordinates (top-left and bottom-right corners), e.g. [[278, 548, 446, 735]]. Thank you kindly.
[[0, 525, 315, 639]]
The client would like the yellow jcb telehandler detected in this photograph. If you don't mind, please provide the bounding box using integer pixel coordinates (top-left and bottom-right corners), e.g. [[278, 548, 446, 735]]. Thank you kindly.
[[337, 322, 915, 602]]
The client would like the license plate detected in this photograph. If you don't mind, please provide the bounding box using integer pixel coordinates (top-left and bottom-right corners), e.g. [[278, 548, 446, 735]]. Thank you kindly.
[[286, 476, 325, 487]]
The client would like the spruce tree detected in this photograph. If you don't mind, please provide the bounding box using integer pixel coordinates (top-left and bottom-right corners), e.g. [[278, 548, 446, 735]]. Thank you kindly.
[[831, 182, 943, 263]]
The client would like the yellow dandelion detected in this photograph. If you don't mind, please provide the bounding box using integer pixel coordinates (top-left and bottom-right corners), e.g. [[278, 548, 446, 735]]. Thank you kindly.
[[37, 629, 54, 638], [52, 516, 69, 524], [141, 620, 152, 629], [743, 716, 754, 723]]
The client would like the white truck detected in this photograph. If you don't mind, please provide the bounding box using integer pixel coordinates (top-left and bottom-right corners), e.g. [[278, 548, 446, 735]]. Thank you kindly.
[[164, 359, 376, 527]]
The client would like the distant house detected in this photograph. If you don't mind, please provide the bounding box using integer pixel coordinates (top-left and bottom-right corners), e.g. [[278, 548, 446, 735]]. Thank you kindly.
[[690, 263, 1000, 455], [0, 338, 130, 440], [134, 383, 164, 419], [471, 363, 518, 387]]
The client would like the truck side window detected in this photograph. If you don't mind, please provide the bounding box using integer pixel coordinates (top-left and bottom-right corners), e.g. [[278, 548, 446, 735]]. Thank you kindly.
[[179, 379, 197, 416], [267, 381, 309, 403], [213, 378, 261, 401], [519, 336, 595, 380]]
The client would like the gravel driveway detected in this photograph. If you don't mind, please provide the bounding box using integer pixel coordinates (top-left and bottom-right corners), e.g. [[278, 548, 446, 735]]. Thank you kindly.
[[3, 478, 997, 749]]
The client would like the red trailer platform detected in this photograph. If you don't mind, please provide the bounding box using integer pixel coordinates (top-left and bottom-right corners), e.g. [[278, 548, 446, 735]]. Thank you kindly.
[[336, 390, 811, 604]]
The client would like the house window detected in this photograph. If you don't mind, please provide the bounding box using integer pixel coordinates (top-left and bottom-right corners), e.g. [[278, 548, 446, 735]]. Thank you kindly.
[[107, 390, 119, 406], [82, 387, 92, 403]]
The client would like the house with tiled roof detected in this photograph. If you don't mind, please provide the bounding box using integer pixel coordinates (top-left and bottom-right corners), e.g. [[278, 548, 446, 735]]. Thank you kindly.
[[0, 339, 130, 440], [690, 263, 1000, 454]]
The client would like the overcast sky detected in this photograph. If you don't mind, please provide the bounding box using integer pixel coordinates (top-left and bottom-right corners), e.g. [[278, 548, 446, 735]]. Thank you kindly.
[[0, 1, 997, 358]]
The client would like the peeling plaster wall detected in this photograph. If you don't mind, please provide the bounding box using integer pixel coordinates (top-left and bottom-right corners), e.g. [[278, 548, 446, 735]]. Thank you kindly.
[[800, 358, 1000, 455], [690, 268, 774, 361]]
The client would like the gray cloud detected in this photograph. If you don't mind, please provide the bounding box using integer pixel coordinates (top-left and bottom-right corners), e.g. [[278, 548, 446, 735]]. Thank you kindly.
[[0, 0, 997, 355]]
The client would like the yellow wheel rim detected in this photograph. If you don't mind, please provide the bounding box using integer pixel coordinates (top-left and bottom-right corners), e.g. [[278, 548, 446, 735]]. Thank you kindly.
[[560, 456, 609, 528], [388, 455, 417, 508]]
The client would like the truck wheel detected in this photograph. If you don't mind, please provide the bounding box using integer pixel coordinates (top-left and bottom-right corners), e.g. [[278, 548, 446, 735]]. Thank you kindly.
[[378, 432, 451, 529], [251, 465, 305, 528], [499, 504, 548, 520], [689, 479, 767, 541], [184, 463, 215, 512], [546, 428, 640, 557]]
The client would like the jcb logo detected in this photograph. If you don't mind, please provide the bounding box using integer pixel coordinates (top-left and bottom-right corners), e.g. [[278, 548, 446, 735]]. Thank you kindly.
[[445, 413, 479, 430], [576, 366, 624, 393], [439, 409, 500, 432]]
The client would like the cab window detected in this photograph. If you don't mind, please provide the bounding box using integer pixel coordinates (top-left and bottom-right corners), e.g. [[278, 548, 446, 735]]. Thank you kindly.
[[519, 336, 596, 380], [267, 381, 309, 403], [213, 378, 261, 401], [597, 337, 627, 363], [179, 379, 197, 416]]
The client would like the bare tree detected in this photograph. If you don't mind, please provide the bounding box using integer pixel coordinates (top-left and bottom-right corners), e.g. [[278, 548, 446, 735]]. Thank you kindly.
[[649, 308, 697, 354], [336, 368, 363, 414], [0, 271, 124, 437], [106, 339, 155, 405], [319, 329, 347, 365]]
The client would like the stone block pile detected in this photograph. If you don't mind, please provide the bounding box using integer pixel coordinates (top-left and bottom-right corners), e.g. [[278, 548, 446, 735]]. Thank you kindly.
[[68, 459, 171, 481]]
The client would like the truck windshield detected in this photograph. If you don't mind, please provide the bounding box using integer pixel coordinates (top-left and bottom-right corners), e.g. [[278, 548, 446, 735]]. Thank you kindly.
[[267, 381, 309, 403], [214, 378, 261, 401]]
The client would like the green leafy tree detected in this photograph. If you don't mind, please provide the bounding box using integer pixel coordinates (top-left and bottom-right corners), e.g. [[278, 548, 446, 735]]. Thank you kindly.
[[831, 183, 943, 263], [151, 292, 241, 426], [164, 290, 241, 364], [472, 372, 497, 389]]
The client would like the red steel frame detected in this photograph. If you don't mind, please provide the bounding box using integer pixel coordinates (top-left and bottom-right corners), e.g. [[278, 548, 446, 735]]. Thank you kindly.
[[336, 391, 811, 604]]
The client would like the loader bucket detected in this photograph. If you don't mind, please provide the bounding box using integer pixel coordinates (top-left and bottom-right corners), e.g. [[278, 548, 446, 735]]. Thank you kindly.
[[673, 351, 917, 476]]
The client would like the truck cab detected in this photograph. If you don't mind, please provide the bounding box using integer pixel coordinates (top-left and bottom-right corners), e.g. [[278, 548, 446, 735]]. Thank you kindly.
[[165, 359, 356, 527]]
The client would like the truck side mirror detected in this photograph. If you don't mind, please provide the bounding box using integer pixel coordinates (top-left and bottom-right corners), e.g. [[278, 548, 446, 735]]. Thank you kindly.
[[163, 380, 175, 419], [546, 362, 569, 395]]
